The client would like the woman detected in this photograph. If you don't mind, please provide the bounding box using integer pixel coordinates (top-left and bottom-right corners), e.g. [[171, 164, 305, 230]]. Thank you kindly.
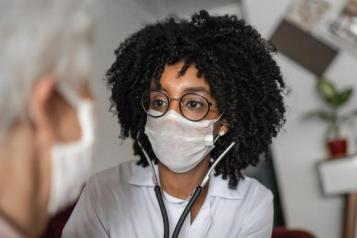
[[63, 10, 286, 238]]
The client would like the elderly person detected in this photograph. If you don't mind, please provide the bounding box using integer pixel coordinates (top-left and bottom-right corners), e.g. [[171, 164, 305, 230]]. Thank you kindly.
[[0, 0, 95, 237]]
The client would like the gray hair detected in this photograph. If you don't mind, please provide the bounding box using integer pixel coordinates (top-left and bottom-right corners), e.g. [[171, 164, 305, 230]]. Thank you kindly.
[[0, 0, 95, 140]]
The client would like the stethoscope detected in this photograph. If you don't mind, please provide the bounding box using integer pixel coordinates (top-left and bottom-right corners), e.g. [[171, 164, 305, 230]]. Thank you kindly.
[[137, 131, 236, 238]]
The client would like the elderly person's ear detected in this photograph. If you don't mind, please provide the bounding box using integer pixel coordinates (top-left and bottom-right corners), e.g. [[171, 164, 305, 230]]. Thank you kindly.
[[30, 74, 56, 142], [30, 75, 86, 144]]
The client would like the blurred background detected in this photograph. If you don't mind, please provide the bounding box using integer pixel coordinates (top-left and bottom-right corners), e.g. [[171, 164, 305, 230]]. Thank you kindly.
[[81, 0, 357, 237]]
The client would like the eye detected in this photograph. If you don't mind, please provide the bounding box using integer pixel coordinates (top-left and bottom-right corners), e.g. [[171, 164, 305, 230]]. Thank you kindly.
[[182, 99, 207, 112], [186, 100, 203, 109], [152, 99, 166, 107], [181, 94, 209, 112]]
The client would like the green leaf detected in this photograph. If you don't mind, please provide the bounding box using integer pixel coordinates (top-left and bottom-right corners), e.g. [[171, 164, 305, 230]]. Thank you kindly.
[[336, 88, 353, 107], [317, 79, 337, 101]]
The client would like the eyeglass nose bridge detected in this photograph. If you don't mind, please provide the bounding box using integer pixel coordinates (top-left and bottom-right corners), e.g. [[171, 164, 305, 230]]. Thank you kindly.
[[166, 97, 183, 115]]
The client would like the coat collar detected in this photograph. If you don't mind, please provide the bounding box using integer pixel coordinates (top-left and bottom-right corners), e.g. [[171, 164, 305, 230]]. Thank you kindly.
[[127, 161, 243, 200]]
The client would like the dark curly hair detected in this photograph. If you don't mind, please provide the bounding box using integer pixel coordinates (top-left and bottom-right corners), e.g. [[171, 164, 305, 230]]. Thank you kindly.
[[105, 10, 286, 189]]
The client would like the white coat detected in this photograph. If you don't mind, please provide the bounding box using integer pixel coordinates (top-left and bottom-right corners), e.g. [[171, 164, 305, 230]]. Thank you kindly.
[[62, 161, 273, 238]]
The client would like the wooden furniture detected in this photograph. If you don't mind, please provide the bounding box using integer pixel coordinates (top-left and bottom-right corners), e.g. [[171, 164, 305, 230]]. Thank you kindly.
[[318, 154, 357, 238]]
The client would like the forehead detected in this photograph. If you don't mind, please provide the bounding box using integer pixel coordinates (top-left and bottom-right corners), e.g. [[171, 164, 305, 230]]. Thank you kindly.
[[151, 62, 211, 97]]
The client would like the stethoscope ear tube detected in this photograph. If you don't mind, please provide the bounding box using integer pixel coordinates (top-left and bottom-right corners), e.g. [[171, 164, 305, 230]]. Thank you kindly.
[[171, 186, 203, 238], [155, 185, 170, 238]]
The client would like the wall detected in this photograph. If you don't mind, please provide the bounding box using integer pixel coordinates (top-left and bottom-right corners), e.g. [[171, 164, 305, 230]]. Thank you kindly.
[[246, 0, 357, 237], [91, 0, 155, 174]]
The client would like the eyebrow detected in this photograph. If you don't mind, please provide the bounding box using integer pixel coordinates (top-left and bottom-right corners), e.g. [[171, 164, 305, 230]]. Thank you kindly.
[[150, 84, 210, 95], [182, 86, 210, 95]]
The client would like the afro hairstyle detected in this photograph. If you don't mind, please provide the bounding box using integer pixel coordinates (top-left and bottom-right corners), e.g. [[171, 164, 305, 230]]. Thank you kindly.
[[105, 10, 286, 189]]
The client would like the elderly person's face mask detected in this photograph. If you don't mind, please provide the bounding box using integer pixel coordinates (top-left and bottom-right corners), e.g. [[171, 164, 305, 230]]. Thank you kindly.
[[46, 83, 95, 215]]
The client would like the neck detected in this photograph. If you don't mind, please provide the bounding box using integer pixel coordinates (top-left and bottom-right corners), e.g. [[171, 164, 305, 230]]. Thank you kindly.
[[158, 157, 210, 199], [0, 122, 48, 238], [158, 157, 210, 222]]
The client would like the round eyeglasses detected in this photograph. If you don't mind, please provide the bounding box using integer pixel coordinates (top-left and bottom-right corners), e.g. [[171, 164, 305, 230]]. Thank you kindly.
[[141, 89, 214, 122]]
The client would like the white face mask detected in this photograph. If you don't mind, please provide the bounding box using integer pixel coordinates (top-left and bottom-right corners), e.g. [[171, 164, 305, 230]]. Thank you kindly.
[[144, 110, 219, 173], [47, 84, 95, 215]]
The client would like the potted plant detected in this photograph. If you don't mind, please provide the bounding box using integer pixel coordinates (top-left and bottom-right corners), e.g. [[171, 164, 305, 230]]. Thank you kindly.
[[305, 77, 357, 158]]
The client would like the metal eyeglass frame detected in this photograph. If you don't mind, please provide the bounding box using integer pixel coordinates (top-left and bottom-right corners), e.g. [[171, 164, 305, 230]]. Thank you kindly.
[[141, 89, 214, 122]]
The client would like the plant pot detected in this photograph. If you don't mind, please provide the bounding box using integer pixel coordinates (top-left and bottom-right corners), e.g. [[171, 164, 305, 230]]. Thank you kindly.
[[327, 138, 348, 159]]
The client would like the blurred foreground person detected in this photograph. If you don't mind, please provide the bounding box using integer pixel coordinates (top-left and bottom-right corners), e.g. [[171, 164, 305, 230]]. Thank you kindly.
[[0, 0, 95, 237]]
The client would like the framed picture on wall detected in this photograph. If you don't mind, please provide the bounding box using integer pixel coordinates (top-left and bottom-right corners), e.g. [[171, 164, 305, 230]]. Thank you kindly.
[[270, 0, 357, 75], [270, 0, 339, 75], [285, 0, 331, 32]]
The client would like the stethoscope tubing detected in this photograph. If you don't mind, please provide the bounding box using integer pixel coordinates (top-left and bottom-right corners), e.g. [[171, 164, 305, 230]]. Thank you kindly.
[[171, 186, 203, 238], [137, 132, 236, 238], [155, 185, 170, 238]]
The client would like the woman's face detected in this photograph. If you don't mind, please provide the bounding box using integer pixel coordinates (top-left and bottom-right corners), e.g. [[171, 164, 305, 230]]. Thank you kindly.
[[150, 62, 228, 133]]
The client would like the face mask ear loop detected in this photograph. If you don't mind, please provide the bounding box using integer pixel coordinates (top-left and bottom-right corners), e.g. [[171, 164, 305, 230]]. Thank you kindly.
[[57, 83, 82, 109]]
